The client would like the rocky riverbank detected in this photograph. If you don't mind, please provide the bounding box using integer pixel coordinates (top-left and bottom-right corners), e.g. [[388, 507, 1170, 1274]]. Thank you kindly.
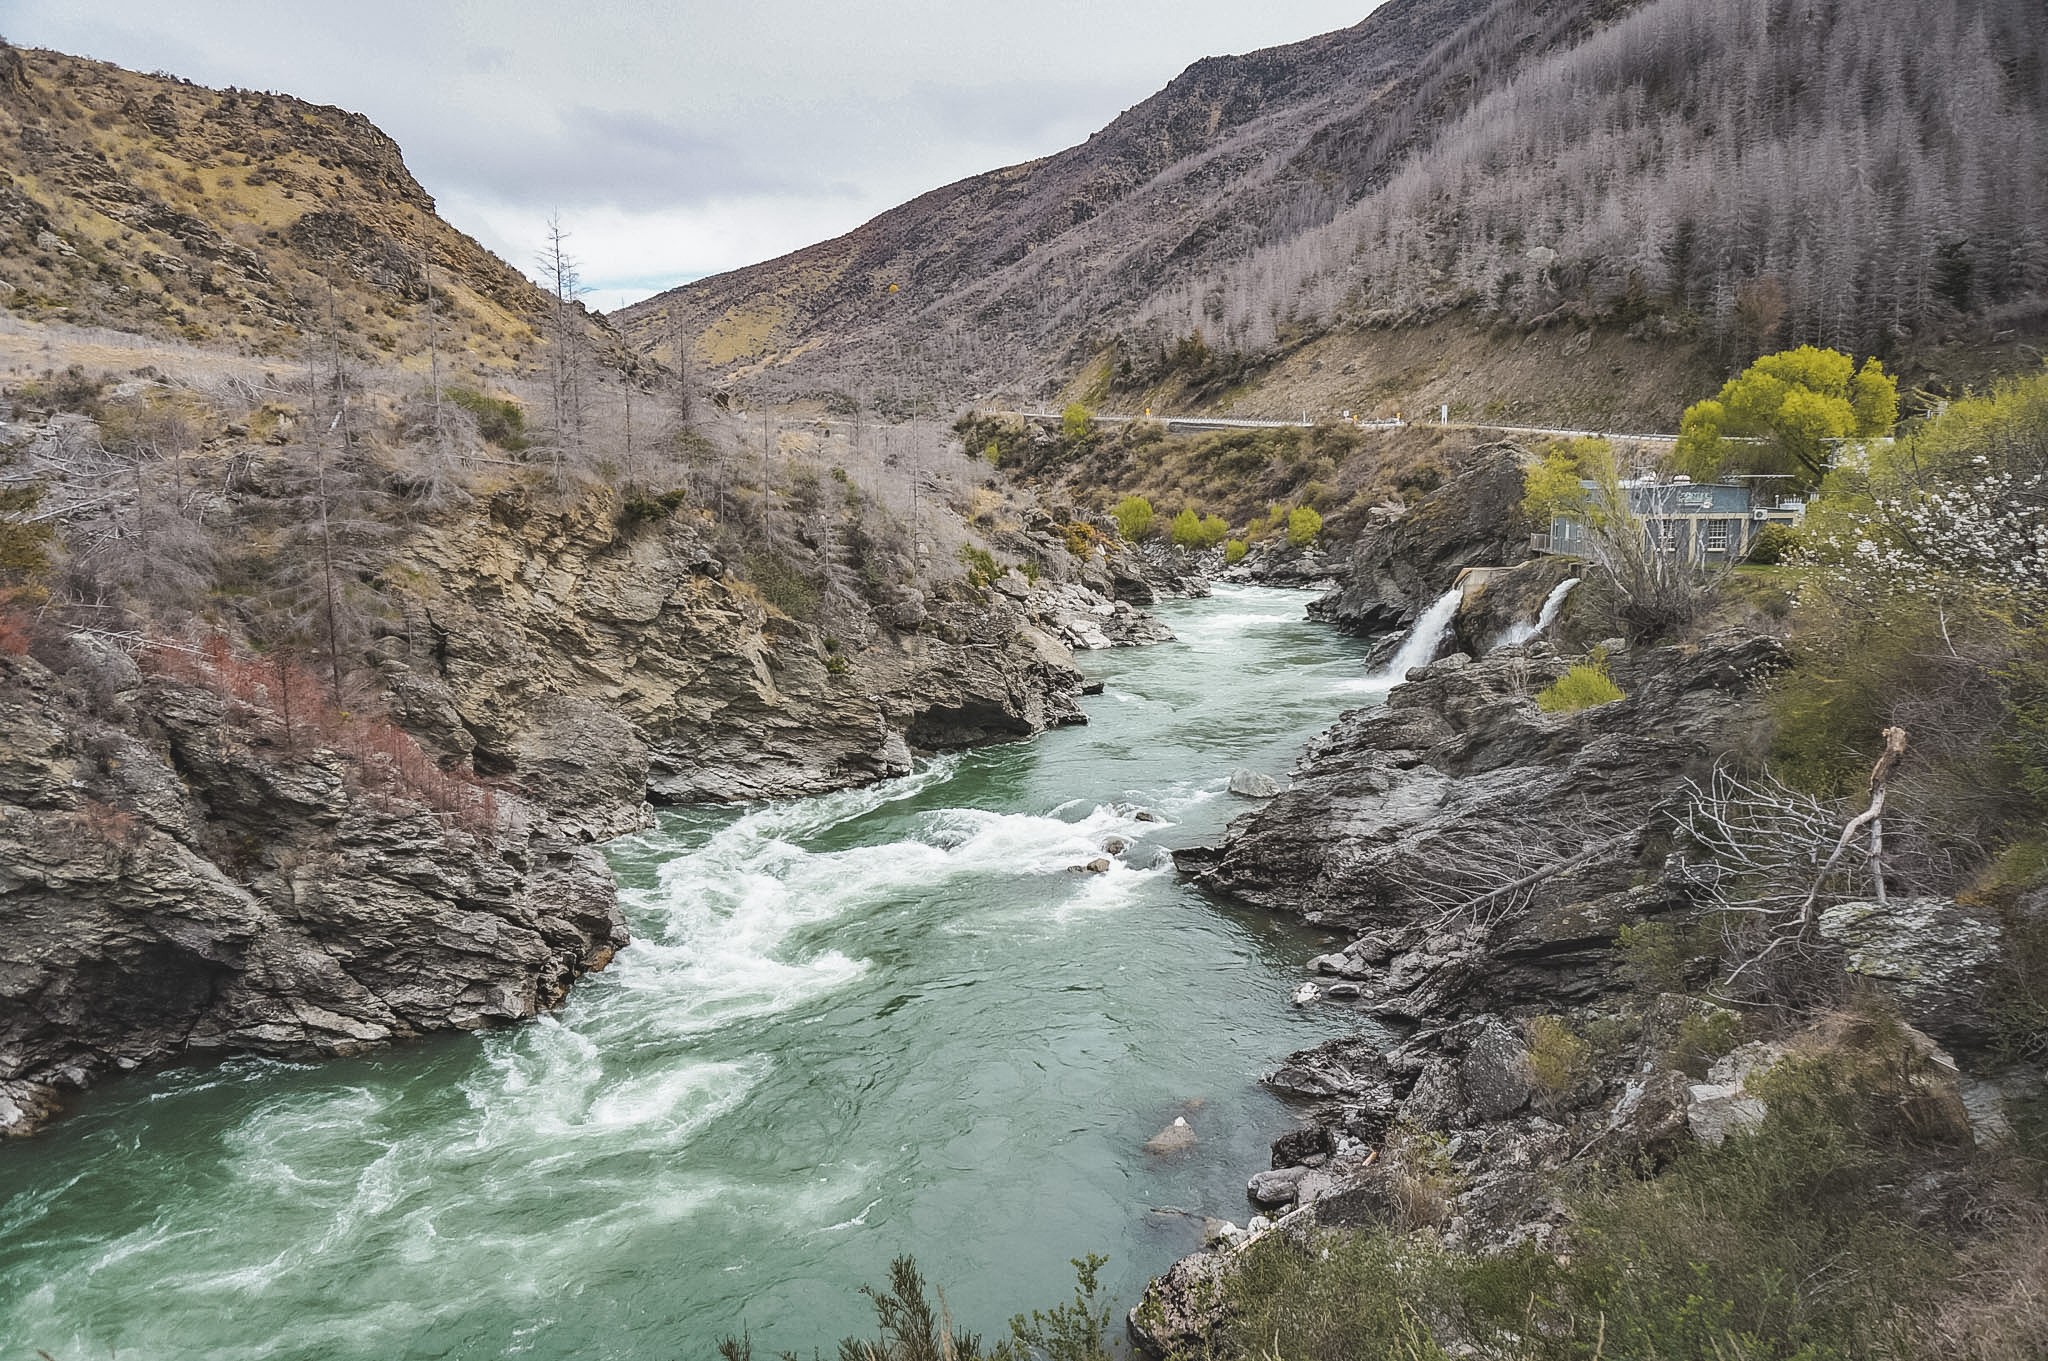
[[1133, 626, 2034, 1355], [0, 476, 1182, 1137]]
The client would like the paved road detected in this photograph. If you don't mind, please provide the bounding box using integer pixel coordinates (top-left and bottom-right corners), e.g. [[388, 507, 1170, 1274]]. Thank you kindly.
[[1003, 410, 1679, 443]]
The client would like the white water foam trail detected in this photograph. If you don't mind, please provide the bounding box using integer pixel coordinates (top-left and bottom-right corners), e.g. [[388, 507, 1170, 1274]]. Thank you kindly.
[[1165, 582, 1310, 644], [1336, 587, 1463, 694], [610, 761, 1181, 1033], [1492, 577, 1580, 649]]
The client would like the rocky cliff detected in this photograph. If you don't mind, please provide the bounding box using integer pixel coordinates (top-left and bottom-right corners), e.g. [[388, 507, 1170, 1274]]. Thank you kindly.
[[1192, 629, 1785, 1002], [1135, 629, 2031, 1355], [374, 486, 1105, 829], [0, 644, 622, 1136]]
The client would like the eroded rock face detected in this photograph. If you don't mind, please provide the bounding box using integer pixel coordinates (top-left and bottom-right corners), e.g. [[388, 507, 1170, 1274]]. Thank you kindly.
[[2, 490, 1161, 1136], [1120, 630, 1806, 1352], [1195, 631, 1788, 1017], [0, 653, 623, 1136], [1308, 446, 1533, 634], [385, 489, 1099, 818]]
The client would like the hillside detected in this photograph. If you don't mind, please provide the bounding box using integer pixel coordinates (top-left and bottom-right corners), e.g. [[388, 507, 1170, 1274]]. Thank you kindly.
[[622, 0, 2048, 422], [0, 39, 547, 367]]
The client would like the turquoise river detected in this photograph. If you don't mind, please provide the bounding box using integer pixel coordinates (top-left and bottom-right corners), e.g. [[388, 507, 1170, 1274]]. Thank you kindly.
[[0, 585, 1391, 1359]]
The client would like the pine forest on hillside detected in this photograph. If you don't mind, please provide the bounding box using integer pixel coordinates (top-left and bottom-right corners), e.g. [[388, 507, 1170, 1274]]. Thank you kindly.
[[1143, 0, 2047, 361]]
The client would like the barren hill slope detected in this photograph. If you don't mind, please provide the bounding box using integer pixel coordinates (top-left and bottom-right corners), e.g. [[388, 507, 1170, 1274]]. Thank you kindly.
[[0, 40, 548, 367]]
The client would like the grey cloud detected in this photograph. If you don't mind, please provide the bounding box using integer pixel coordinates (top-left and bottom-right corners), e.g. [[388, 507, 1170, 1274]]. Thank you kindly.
[[904, 78, 1141, 151], [406, 106, 797, 213]]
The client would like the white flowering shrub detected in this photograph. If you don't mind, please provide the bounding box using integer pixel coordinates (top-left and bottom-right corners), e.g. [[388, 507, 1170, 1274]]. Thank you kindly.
[[1813, 467, 2048, 602]]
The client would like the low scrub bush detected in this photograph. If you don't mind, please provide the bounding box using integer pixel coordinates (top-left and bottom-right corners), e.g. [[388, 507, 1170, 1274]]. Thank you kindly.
[[618, 487, 688, 526], [446, 387, 528, 449], [1668, 1008, 1743, 1078], [721, 1254, 1113, 1361], [1745, 522, 1801, 565], [1112, 495, 1155, 541], [1615, 919, 1709, 994], [145, 632, 498, 832], [743, 551, 820, 620], [1525, 1015, 1592, 1094], [1536, 659, 1624, 712], [1286, 504, 1323, 547], [1061, 520, 1104, 557], [958, 544, 1001, 590], [1168, 507, 1229, 549]]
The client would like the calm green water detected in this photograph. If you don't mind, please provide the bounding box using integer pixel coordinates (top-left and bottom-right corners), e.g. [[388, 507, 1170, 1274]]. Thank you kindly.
[[0, 586, 1378, 1360]]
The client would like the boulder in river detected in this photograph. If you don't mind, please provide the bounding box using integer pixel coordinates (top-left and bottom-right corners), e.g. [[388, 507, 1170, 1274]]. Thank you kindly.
[[1227, 769, 1282, 798], [1144, 1116, 1197, 1154], [1247, 1165, 1308, 1206]]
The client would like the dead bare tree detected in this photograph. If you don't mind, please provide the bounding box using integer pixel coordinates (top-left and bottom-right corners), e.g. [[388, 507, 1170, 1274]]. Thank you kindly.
[[1677, 733, 1910, 1000], [1403, 799, 1642, 930], [536, 215, 587, 483]]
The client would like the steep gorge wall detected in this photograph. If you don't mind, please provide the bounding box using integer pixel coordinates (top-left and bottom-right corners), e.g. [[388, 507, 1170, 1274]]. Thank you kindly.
[[0, 484, 1117, 1136]]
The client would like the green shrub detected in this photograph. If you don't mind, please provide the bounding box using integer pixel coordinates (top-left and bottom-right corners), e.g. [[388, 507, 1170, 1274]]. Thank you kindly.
[[617, 487, 688, 526], [1615, 920, 1702, 994], [447, 387, 528, 449], [722, 1254, 1113, 1361], [1112, 495, 1155, 541], [1669, 1008, 1743, 1078], [1224, 537, 1248, 565], [1525, 1015, 1592, 1094], [1745, 522, 1802, 565], [742, 552, 819, 620], [1536, 660, 1625, 712], [1061, 402, 1093, 442], [958, 544, 1001, 589], [1168, 507, 1229, 549], [1286, 504, 1323, 547], [1061, 520, 1103, 557]]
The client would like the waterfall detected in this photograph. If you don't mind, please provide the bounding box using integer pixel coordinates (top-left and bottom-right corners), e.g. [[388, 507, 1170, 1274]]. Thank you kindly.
[[1494, 577, 1580, 649], [1361, 587, 1464, 687]]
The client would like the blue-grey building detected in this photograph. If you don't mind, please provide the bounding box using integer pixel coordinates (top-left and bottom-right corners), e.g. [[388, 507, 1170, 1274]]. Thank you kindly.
[[1539, 479, 1804, 564]]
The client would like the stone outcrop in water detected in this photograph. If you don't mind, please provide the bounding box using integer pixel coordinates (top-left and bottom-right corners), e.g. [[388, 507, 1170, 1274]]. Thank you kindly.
[[1130, 631, 1790, 1351], [1194, 630, 1787, 955], [1133, 626, 2027, 1355]]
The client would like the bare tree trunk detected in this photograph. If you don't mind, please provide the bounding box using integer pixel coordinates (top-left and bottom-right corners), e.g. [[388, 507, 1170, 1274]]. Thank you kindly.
[[425, 252, 449, 468], [314, 431, 343, 702], [1795, 727, 1907, 926]]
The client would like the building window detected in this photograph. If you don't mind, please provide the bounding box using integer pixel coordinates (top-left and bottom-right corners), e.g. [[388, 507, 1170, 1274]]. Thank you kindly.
[[1704, 520, 1731, 553]]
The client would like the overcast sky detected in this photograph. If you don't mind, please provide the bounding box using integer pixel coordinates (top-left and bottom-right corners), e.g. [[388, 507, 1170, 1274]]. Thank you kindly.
[[2, 1, 1382, 311]]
